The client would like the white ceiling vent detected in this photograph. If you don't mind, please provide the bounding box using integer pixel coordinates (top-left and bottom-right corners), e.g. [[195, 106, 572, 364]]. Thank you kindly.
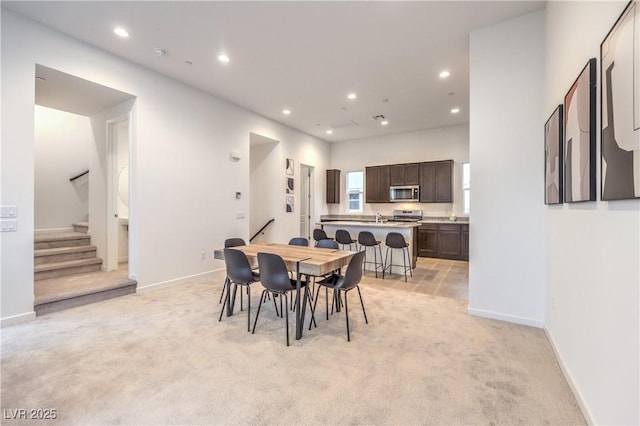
[[330, 120, 359, 129], [372, 114, 386, 121]]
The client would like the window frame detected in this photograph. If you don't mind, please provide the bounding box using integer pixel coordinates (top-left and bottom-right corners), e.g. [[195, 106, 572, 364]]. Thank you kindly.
[[346, 170, 364, 213]]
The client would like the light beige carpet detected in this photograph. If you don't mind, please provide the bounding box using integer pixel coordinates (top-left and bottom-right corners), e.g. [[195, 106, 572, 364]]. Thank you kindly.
[[1, 270, 584, 425]]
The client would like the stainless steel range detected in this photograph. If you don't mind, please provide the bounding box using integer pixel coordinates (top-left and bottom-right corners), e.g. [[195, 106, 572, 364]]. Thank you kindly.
[[388, 209, 423, 222]]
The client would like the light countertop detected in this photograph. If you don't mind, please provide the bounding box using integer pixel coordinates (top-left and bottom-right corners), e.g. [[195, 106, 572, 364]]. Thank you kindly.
[[318, 221, 419, 229]]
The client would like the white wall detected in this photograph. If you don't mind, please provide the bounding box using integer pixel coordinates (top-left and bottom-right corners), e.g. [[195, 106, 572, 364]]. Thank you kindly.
[[468, 11, 546, 327], [250, 135, 279, 243], [1, 10, 330, 324], [544, 2, 639, 424], [34, 106, 91, 231], [329, 125, 469, 217]]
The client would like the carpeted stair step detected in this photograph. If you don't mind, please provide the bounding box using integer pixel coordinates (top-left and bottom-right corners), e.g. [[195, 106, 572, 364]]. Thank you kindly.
[[35, 245, 98, 265], [35, 232, 91, 250], [34, 272, 137, 316], [72, 222, 89, 233], [35, 257, 103, 281]]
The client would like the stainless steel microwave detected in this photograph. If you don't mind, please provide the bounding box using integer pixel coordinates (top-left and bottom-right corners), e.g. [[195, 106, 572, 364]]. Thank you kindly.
[[390, 185, 420, 202]]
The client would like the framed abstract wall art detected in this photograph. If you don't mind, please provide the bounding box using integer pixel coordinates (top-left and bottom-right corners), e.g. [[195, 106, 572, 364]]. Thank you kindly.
[[601, 0, 640, 200], [564, 58, 597, 203], [545, 105, 564, 204]]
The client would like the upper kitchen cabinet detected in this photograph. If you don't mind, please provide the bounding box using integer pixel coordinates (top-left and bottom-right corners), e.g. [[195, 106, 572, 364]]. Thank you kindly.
[[365, 166, 390, 203], [420, 160, 453, 203], [326, 169, 340, 204], [390, 163, 420, 186]]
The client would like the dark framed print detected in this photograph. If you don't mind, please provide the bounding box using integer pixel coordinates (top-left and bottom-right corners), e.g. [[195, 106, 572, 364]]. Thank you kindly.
[[601, 0, 640, 200], [545, 105, 564, 204], [564, 58, 597, 203]]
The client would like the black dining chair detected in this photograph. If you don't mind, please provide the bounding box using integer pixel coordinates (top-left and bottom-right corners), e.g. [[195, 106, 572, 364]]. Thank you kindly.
[[288, 237, 309, 247], [253, 252, 316, 346], [312, 251, 368, 342], [311, 239, 340, 296], [383, 232, 412, 282], [218, 248, 260, 332], [335, 229, 358, 251], [358, 231, 384, 278], [315, 239, 339, 249], [219, 238, 247, 304]]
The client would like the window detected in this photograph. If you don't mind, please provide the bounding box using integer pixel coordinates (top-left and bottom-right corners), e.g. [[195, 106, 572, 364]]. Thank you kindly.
[[346, 171, 364, 212], [462, 162, 470, 215]]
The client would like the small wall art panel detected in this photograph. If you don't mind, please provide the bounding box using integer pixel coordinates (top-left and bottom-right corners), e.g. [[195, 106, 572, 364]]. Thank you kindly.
[[601, 0, 640, 200], [564, 58, 597, 203], [285, 158, 294, 212], [545, 105, 564, 204]]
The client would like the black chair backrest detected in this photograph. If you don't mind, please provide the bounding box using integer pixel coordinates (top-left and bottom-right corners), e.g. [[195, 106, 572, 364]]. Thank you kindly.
[[339, 251, 365, 291], [313, 229, 328, 241], [257, 252, 294, 292], [225, 237, 246, 248], [335, 229, 353, 245], [288, 237, 309, 247], [224, 248, 254, 284], [316, 239, 339, 249], [385, 232, 408, 248], [358, 231, 377, 246]]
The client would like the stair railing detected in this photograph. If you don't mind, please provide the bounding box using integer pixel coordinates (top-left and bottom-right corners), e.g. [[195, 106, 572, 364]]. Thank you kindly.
[[69, 170, 89, 182], [250, 218, 275, 242]]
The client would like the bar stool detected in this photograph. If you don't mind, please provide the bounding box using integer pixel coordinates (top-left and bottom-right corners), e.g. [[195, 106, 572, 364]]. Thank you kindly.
[[335, 229, 358, 251], [358, 231, 384, 279], [313, 228, 333, 246], [383, 232, 412, 282]]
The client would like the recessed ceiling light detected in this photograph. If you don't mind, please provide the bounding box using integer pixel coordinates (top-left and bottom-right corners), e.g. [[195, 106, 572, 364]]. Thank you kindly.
[[113, 27, 129, 38], [326, 129, 333, 135], [450, 107, 460, 114], [439, 70, 450, 79], [347, 93, 357, 100], [35, 76, 46, 82], [282, 109, 291, 115], [184, 60, 193, 66], [218, 54, 230, 63], [154, 48, 167, 56], [381, 120, 389, 126]]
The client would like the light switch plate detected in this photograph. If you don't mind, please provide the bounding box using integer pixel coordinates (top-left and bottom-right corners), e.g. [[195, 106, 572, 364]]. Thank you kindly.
[[0, 206, 17, 218], [1, 219, 17, 232]]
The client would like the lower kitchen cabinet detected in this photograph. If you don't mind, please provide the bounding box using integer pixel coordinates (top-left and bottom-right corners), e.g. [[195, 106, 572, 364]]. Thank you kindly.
[[417, 224, 438, 257], [418, 223, 468, 261]]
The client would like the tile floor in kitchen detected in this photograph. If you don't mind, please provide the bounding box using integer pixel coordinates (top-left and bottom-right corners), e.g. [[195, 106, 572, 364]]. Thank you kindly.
[[360, 256, 469, 305]]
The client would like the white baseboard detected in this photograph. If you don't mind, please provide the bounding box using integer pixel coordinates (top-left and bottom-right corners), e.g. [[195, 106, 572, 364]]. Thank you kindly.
[[137, 268, 224, 292], [1, 311, 36, 327], [544, 328, 595, 425], [467, 307, 544, 328]]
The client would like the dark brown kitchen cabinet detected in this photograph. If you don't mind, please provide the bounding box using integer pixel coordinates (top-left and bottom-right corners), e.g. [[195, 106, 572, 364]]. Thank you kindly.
[[417, 224, 438, 257], [461, 224, 469, 261], [365, 166, 390, 203], [418, 222, 469, 260], [390, 163, 420, 186], [420, 160, 453, 203], [437, 223, 461, 259], [326, 169, 340, 204]]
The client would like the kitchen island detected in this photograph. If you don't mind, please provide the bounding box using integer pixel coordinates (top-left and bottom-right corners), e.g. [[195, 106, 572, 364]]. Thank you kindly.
[[317, 220, 419, 273]]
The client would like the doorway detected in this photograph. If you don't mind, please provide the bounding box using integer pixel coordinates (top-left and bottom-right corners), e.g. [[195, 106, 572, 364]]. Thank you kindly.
[[106, 117, 130, 271], [299, 164, 313, 240]]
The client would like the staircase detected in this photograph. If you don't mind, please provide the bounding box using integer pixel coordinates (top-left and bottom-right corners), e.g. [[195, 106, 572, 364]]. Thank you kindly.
[[34, 223, 136, 315]]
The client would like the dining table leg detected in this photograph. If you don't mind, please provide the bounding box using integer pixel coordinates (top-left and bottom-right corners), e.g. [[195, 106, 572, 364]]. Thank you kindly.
[[295, 261, 303, 340], [225, 277, 235, 317]]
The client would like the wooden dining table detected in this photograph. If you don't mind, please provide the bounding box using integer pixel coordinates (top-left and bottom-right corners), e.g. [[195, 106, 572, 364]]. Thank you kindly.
[[213, 242, 355, 340]]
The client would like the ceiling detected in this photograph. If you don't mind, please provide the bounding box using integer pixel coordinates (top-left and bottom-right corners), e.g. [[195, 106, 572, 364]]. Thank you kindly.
[[4, 1, 545, 142], [35, 65, 135, 116]]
